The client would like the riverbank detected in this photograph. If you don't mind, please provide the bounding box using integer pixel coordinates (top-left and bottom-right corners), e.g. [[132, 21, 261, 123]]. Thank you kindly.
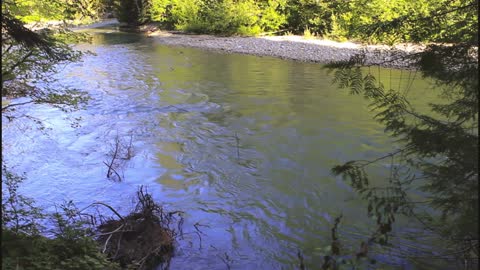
[[30, 19, 423, 69], [146, 29, 424, 69]]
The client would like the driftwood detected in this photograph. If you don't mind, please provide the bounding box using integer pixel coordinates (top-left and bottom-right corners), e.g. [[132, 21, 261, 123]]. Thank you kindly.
[[96, 186, 183, 270]]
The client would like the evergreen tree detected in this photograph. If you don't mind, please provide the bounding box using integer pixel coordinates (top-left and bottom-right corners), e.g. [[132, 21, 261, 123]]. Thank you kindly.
[[327, 0, 478, 266]]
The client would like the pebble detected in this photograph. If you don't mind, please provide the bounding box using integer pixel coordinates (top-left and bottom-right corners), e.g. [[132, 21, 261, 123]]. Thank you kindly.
[[146, 31, 424, 69]]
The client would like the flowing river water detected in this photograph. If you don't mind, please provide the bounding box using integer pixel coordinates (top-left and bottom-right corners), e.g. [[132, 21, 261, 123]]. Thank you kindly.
[[3, 26, 451, 269]]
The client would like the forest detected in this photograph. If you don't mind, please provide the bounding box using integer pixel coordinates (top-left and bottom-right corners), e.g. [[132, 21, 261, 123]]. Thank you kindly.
[[2, 0, 478, 269], [8, 0, 477, 42]]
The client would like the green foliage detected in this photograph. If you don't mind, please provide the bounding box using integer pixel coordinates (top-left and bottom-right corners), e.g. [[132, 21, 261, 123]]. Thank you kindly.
[[284, 0, 334, 36], [115, 0, 475, 41], [9, 0, 475, 42], [149, 0, 175, 28], [2, 6, 90, 115], [113, 0, 152, 26], [258, 0, 287, 32], [170, 0, 264, 36], [2, 219, 120, 270], [302, 26, 315, 39], [2, 166, 44, 235], [7, 0, 66, 23], [147, 0, 285, 35], [328, 0, 478, 44], [328, 56, 478, 230], [326, 0, 417, 43], [1, 166, 120, 270], [5, 0, 108, 24], [1, 4, 118, 269], [326, 0, 478, 263], [198, 0, 261, 35]]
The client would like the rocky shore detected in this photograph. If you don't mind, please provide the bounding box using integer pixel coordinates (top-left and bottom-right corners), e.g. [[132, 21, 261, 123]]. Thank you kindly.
[[146, 30, 425, 69], [64, 19, 425, 69]]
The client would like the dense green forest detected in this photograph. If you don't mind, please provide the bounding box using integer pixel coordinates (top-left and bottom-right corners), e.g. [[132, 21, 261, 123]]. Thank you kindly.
[[117, 0, 476, 43], [7, 0, 477, 43], [2, 0, 478, 269]]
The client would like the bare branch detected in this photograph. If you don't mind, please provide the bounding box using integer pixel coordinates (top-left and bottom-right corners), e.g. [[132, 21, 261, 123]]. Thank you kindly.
[[79, 202, 125, 222], [4, 50, 34, 76], [2, 100, 35, 111]]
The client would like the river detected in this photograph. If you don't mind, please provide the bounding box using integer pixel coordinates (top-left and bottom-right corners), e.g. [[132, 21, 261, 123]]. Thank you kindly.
[[2, 26, 451, 269]]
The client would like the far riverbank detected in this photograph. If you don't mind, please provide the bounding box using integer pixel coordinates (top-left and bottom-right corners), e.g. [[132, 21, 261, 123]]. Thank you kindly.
[[144, 27, 424, 69], [51, 19, 425, 69]]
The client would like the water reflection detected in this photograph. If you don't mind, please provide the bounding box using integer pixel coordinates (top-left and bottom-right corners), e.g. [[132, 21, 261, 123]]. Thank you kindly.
[[3, 29, 446, 269]]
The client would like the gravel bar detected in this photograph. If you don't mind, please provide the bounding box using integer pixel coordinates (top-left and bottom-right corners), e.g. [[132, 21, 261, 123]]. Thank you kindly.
[[147, 30, 424, 69]]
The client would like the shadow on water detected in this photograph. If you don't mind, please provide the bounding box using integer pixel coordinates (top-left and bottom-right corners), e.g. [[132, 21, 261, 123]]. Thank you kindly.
[[91, 31, 146, 45]]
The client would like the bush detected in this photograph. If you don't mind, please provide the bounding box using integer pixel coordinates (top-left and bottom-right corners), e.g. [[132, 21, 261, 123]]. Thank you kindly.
[[2, 229, 120, 270], [149, 0, 285, 36], [285, 0, 334, 36], [177, 0, 263, 36], [259, 0, 287, 32], [2, 169, 119, 270], [150, 0, 176, 29], [325, 0, 464, 44], [114, 0, 471, 42], [2, 167, 180, 270]]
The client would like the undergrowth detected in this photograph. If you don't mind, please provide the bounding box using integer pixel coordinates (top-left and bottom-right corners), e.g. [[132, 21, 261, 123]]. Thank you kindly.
[[2, 165, 182, 270]]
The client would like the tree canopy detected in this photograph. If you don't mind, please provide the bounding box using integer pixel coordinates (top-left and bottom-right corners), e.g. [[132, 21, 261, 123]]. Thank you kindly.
[[110, 0, 479, 42]]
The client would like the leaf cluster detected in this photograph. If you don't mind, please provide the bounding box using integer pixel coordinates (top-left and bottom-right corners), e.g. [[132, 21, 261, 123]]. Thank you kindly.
[[1, 166, 120, 270], [1, 165, 45, 235], [6, 0, 109, 23], [2, 6, 90, 114], [147, 0, 286, 35], [328, 0, 478, 44], [2, 227, 119, 270]]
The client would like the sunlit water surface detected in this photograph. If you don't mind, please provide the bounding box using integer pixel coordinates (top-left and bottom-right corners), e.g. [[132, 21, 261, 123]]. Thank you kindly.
[[2, 27, 454, 269]]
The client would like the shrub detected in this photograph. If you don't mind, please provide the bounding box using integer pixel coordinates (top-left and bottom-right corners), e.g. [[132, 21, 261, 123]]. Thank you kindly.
[[259, 0, 287, 32], [1, 169, 119, 270], [285, 0, 334, 35], [303, 26, 315, 38], [2, 229, 120, 270], [149, 0, 285, 36]]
